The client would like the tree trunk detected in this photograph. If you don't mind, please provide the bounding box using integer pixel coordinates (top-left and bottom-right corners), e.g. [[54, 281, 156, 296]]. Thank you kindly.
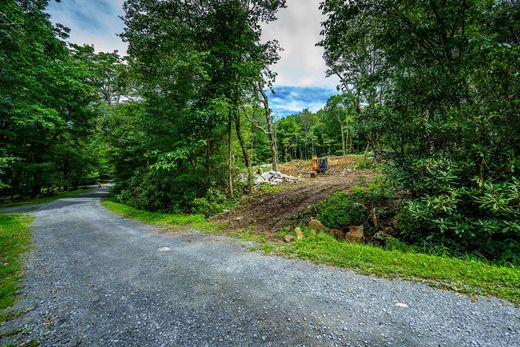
[[227, 113, 234, 197], [339, 122, 346, 155], [234, 112, 253, 193], [345, 126, 349, 155], [257, 83, 278, 171]]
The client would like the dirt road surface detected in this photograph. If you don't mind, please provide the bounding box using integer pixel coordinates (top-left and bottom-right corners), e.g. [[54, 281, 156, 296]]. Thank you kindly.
[[1, 188, 518, 346]]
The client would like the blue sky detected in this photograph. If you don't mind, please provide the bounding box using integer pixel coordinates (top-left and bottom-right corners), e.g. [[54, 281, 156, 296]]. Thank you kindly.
[[268, 86, 337, 118], [47, 0, 339, 116]]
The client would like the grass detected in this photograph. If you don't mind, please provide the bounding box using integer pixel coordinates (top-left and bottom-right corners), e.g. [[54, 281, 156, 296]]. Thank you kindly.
[[272, 230, 520, 305], [0, 213, 34, 321], [0, 188, 92, 208], [101, 199, 520, 305], [101, 199, 224, 233]]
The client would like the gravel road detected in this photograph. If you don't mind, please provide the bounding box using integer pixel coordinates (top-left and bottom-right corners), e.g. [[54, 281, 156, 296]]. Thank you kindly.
[[1, 188, 519, 346]]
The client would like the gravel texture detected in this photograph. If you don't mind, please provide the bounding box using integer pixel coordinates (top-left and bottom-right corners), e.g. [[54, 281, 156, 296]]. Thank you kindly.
[[1, 188, 519, 346]]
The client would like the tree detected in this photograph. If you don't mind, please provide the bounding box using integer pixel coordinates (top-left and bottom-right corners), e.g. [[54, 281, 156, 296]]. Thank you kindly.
[[0, 0, 100, 197], [320, 0, 520, 260], [117, 0, 285, 207]]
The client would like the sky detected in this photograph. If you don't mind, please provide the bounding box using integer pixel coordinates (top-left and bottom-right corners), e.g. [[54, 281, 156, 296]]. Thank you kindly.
[[47, 0, 339, 117]]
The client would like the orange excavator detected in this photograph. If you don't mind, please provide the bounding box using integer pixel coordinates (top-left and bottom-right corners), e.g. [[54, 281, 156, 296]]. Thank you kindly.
[[311, 154, 328, 177]]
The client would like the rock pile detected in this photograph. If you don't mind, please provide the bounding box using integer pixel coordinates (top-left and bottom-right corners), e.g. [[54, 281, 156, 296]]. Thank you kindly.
[[254, 171, 299, 186]]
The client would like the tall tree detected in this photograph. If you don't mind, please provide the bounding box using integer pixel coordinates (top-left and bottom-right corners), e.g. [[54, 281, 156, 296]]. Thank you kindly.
[[121, 0, 285, 200], [0, 0, 100, 197], [320, 0, 520, 258]]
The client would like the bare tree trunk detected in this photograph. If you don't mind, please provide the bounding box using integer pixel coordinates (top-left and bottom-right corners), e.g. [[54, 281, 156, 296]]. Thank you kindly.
[[234, 112, 252, 193], [227, 113, 233, 197], [345, 126, 349, 154], [257, 83, 278, 171], [340, 124, 346, 155]]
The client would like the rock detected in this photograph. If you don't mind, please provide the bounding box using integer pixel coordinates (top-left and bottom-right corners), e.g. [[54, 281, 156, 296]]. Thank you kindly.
[[254, 176, 266, 185], [346, 225, 364, 243], [330, 229, 344, 239], [309, 219, 329, 232], [284, 234, 295, 243], [374, 230, 397, 242], [254, 170, 298, 186], [295, 227, 304, 240]]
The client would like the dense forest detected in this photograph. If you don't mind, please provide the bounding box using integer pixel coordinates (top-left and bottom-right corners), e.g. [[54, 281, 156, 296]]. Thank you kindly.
[[1, 0, 518, 262]]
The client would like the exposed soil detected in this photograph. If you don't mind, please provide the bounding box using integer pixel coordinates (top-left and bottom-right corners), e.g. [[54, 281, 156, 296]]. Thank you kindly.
[[216, 156, 376, 234]]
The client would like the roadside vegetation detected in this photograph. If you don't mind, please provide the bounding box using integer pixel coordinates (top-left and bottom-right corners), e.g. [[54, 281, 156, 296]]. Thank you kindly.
[[0, 188, 92, 208], [102, 197, 520, 304], [101, 199, 224, 233], [0, 213, 33, 322], [1, 0, 518, 303]]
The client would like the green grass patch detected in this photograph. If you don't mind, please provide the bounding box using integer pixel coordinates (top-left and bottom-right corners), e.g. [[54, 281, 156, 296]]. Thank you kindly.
[[102, 198, 224, 232], [273, 231, 520, 304], [0, 188, 92, 208], [0, 213, 34, 320]]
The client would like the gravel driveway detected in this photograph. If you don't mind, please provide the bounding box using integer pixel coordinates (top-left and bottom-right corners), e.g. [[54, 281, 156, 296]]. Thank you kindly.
[[1, 188, 519, 346]]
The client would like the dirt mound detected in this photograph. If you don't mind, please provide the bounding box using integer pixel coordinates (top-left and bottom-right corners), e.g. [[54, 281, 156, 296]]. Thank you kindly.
[[216, 156, 376, 235]]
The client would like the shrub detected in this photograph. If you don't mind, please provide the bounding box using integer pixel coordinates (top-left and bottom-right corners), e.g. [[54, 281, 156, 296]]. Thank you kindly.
[[355, 160, 377, 170], [315, 192, 367, 229], [116, 169, 207, 212], [397, 178, 520, 264], [192, 188, 236, 217]]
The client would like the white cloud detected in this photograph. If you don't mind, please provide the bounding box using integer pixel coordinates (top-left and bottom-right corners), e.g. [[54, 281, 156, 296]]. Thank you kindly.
[[47, 0, 339, 113], [47, 0, 126, 53], [261, 0, 339, 88]]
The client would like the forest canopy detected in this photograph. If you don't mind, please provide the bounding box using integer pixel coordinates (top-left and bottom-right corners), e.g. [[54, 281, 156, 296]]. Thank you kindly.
[[1, 0, 518, 262]]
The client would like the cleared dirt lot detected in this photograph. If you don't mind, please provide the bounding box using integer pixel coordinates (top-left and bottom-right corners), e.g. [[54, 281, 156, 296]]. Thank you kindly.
[[216, 156, 376, 233]]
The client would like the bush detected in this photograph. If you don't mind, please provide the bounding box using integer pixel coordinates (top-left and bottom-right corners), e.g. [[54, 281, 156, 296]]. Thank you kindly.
[[192, 188, 236, 217], [397, 178, 520, 264], [116, 169, 207, 212], [315, 192, 367, 229], [355, 160, 377, 170]]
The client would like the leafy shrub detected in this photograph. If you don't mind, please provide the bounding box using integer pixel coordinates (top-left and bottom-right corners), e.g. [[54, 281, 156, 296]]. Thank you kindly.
[[355, 160, 377, 170], [397, 178, 520, 264], [192, 188, 236, 217], [315, 192, 367, 229], [117, 169, 206, 212]]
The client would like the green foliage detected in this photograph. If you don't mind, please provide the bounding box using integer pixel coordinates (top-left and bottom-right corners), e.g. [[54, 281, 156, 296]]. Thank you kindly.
[[0, 213, 33, 312], [116, 170, 207, 212], [108, 0, 287, 206], [102, 199, 223, 233], [0, 1, 105, 197], [355, 160, 377, 170], [320, 0, 520, 261], [274, 231, 520, 304], [275, 96, 368, 162], [398, 179, 520, 264], [315, 192, 367, 229], [192, 188, 238, 217]]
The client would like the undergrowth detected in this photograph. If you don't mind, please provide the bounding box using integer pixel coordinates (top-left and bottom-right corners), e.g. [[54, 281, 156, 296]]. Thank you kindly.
[[0, 213, 34, 321]]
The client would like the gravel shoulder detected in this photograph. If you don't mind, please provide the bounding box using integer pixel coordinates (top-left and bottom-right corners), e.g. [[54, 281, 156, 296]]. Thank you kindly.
[[1, 188, 519, 346]]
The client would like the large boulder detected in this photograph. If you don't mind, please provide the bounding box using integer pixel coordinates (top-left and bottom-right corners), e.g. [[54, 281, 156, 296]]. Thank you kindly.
[[346, 225, 365, 243], [309, 219, 329, 232]]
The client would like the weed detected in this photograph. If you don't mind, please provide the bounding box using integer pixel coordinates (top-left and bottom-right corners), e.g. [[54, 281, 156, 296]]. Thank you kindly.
[[0, 213, 33, 320]]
